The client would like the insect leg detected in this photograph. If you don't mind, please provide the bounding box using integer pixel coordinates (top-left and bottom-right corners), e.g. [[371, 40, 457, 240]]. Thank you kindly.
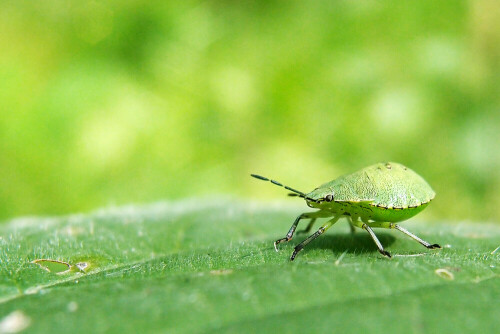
[[348, 216, 358, 235], [349, 224, 356, 234], [274, 211, 332, 251], [362, 224, 392, 258], [393, 224, 441, 249], [297, 218, 316, 234], [290, 216, 340, 261]]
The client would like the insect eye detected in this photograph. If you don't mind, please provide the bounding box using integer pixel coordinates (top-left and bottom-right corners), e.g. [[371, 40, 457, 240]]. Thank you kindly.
[[325, 194, 334, 202]]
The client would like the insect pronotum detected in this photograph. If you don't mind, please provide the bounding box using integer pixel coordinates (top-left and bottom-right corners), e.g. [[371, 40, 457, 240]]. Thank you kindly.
[[251, 162, 441, 260]]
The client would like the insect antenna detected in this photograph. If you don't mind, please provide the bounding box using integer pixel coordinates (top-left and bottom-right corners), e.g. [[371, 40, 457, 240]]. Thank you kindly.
[[250, 174, 318, 202]]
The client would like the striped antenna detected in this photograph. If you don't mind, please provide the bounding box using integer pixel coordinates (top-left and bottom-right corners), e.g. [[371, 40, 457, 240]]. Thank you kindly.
[[250, 174, 318, 203]]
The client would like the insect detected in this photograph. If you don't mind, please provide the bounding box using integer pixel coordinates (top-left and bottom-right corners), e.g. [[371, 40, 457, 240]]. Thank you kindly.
[[251, 162, 440, 260]]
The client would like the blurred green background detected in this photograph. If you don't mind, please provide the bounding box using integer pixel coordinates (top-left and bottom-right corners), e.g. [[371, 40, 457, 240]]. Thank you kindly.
[[0, 0, 499, 223]]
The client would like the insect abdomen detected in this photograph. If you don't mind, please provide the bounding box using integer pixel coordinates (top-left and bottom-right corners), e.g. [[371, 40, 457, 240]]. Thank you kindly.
[[367, 202, 430, 222]]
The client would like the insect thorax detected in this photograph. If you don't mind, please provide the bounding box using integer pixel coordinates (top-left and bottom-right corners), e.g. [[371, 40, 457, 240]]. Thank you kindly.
[[307, 200, 369, 217]]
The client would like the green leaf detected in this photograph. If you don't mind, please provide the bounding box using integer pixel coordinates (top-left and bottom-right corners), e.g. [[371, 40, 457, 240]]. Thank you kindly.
[[1, 199, 499, 333]]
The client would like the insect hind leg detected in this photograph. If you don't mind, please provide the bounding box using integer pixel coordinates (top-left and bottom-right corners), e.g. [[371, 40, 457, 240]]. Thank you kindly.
[[393, 224, 441, 249], [365, 221, 441, 250]]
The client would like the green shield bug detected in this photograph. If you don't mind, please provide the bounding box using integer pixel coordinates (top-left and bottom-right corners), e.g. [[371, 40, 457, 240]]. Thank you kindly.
[[251, 162, 440, 260]]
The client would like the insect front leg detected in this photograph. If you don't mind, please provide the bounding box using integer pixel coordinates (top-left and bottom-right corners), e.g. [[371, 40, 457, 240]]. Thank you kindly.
[[274, 210, 332, 251], [290, 216, 340, 261]]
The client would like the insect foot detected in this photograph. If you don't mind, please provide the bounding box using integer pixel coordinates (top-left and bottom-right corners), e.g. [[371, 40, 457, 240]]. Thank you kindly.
[[274, 237, 290, 252], [289, 226, 329, 261], [290, 247, 302, 261], [379, 250, 392, 258]]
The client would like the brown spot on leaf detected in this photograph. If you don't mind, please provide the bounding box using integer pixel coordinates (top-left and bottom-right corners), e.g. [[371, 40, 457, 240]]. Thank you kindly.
[[210, 269, 233, 276], [435, 268, 454, 280], [32, 259, 71, 274]]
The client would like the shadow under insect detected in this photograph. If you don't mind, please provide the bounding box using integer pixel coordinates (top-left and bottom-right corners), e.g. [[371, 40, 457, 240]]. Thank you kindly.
[[278, 232, 396, 257]]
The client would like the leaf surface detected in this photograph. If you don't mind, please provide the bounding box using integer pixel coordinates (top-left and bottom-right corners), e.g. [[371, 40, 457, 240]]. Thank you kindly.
[[0, 199, 498, 333]]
